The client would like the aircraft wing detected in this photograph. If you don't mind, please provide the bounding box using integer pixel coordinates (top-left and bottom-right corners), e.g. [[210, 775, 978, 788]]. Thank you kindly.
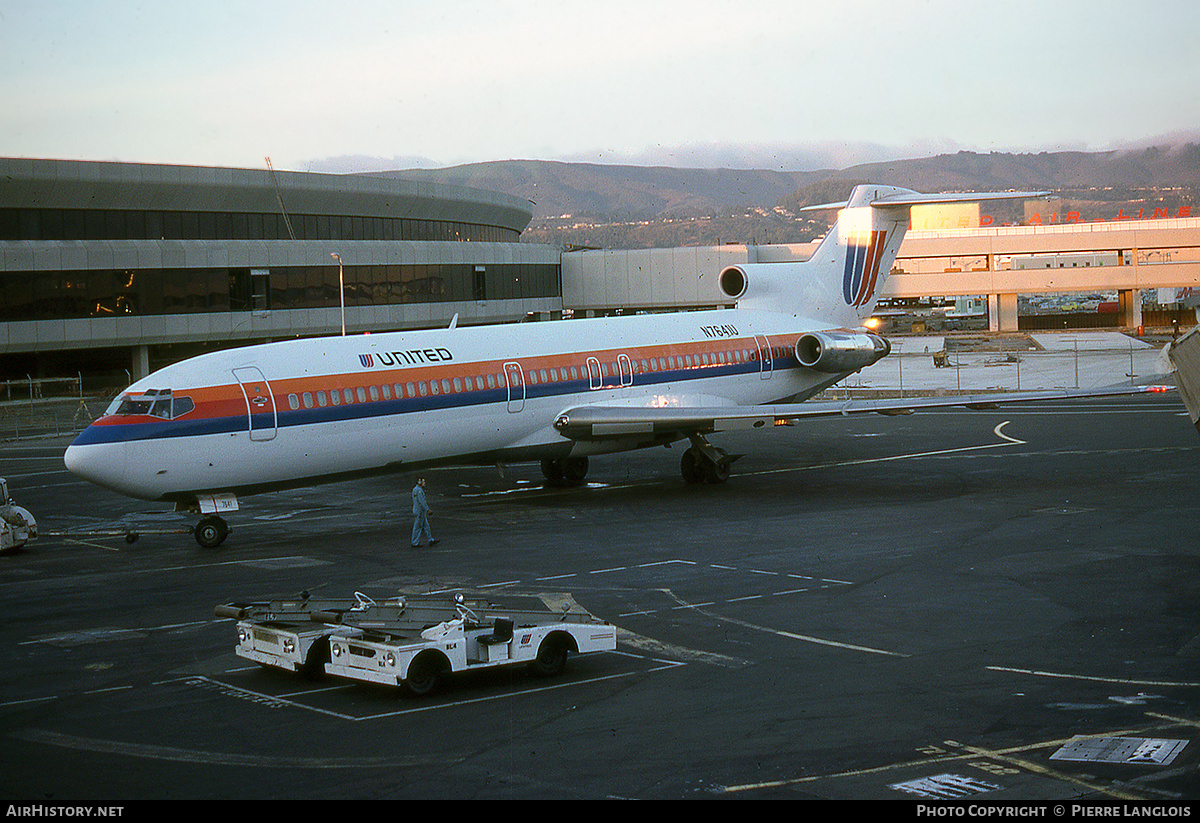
[[553, 382, 1174, 441], [1166, 326, 1200, 433]]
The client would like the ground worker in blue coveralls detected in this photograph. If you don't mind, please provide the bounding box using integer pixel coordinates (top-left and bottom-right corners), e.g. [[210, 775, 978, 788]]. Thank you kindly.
[[410, 477, 439, 548]]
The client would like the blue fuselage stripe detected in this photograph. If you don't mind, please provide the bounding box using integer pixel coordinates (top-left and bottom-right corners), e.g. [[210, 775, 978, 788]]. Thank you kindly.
[[71, 357, 795, 446]]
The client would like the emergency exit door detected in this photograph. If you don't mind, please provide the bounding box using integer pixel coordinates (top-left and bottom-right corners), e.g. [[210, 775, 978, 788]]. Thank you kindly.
[[504, 362, 525, 412]]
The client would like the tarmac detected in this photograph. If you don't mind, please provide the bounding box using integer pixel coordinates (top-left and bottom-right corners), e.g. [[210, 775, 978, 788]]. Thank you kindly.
[[1, 385, 1198, 801], [0, 329, 1198, 802]]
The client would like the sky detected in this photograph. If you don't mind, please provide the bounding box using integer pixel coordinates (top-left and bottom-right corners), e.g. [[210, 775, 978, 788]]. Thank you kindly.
[[2, 0, 1198, 173]]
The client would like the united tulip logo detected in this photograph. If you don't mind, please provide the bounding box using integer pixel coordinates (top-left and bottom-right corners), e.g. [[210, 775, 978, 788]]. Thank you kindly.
[[843, 230, 888, 308]]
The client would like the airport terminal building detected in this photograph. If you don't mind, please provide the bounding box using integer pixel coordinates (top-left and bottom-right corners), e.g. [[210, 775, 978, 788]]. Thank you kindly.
[[0, 158, 561, 385]]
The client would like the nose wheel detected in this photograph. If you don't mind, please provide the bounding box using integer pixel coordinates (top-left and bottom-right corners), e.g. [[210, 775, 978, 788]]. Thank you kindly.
[[194, 515, 230, 548]]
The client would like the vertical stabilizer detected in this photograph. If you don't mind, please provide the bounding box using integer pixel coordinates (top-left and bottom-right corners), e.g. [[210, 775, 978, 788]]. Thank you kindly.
[[720, 185, 1047, 328], [797, 185, 916, 327]]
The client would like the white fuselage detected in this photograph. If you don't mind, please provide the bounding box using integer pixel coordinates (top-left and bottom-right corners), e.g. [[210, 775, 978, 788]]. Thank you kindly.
[[64, 307, 847, 502]]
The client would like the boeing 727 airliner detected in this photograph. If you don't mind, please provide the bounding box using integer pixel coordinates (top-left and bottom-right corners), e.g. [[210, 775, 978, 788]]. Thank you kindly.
[[63, 185, 1198, 547]]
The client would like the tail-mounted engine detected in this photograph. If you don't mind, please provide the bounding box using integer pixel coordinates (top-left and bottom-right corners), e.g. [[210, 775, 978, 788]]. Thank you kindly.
[[795, 331, 891, 373], [718, 263, 804, 314], [718, 266, 750, 300]]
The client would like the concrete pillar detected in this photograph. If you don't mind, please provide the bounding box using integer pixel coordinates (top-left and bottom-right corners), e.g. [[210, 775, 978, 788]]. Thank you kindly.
[[132, 345, 150, 381], [988, 293, 1019, 332], [1119, 289, 1143, 329]]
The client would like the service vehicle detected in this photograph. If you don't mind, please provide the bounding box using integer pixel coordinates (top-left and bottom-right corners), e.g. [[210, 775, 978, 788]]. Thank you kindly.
[[0, 478, 38, 553], [217, 591, 414, 677], [324, 593, 617, 695]]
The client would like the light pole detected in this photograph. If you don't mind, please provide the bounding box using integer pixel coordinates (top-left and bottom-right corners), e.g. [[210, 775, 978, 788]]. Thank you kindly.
[[330, 252, 345, 336]]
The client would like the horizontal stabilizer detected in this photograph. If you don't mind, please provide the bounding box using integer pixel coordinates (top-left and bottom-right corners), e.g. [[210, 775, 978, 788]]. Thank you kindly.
[[801, 190, 1049, 212]]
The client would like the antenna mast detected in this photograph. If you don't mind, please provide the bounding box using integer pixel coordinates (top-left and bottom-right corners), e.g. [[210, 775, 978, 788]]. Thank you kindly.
[[265, 157, 296, 241]]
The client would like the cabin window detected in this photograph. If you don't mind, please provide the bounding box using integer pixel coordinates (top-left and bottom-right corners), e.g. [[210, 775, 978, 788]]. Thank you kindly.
[[453, 377, 463, 393], [540, 369, 548, 383], [357, 387, 367, 403], [370, 385, 380, 401], [317, 391, 327, 407], [380, 384, 390, 400], [288, 394, 299, 410], [442, 379, 451, 394], [528, 371, 538, 385], [418, 382, 428, 397], [570, 366, 579, 381], [330, 390, 340, 405]]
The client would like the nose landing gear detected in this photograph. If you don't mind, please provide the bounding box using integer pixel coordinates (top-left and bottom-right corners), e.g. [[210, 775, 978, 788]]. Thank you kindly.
[[194, 515, 230, 548]]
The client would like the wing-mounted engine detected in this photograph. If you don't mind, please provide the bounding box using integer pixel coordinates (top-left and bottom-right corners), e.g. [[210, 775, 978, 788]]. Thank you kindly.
[[795, 331, 891, 374]]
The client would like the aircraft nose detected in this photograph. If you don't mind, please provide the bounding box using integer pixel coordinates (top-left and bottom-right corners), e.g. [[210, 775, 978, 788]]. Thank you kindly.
[[64, 438, 128, 494]]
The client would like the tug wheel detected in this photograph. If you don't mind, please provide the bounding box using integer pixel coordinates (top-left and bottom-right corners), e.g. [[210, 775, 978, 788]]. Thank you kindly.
[[404, 651, 448, 696], [529, 635, 570, 677]]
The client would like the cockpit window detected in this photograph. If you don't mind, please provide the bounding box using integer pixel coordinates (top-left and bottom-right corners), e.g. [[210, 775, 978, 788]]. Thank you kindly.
[[107, 389, 195, 420]]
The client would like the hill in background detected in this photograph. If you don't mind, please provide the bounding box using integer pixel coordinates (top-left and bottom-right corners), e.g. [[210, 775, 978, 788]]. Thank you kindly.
[[364, 145, 1200, 248]]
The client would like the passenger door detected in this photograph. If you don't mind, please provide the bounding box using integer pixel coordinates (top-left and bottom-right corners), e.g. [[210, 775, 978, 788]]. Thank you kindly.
[[232, 366, 277, 441]]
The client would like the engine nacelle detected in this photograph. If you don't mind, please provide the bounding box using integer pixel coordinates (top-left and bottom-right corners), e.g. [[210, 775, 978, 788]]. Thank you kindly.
[[795, 331, 891, 373], [718, 266, 750, 300], [717, 263, 806, 314]]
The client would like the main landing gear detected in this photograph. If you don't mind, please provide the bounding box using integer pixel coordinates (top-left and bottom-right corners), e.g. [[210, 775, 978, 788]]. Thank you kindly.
[[540, 456, 589, 486], [679, 435, 740, 485]]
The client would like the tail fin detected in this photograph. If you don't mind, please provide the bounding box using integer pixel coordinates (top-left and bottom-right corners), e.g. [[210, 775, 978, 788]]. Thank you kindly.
[[720, 185, 1047, 328], [799, 184, 915, 327]]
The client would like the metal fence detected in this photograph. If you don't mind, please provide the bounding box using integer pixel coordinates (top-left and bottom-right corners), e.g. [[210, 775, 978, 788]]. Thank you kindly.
[[0, 377, 109, 440]]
